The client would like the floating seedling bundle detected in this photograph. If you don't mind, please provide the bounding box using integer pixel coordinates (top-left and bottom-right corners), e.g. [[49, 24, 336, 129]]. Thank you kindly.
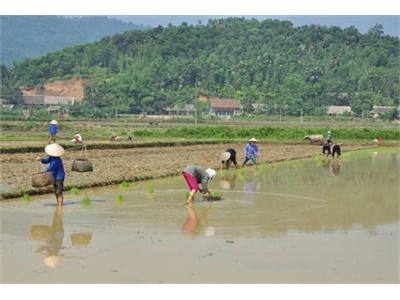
[[203, 191, 223, 201]]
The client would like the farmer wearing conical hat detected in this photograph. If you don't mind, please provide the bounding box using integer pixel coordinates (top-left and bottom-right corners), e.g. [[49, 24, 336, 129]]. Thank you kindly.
[[36, 143, 65, 206], [220, 148, 238, 169], [48, 120, 58, 143], [326, 130, 333, 144], [182, 166, 216, 205], [242, 137, 260, 167]]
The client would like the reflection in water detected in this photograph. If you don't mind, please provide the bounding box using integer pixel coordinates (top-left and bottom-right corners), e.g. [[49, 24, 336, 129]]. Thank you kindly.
[[182, 204, 213, 236], [219, 171, 237, 190], [31, 206, 64, 269], [31, 207, 93, 269], [244, 170, 261, 193], [182, 205, 198, 234], [330, 160, 341, 176]]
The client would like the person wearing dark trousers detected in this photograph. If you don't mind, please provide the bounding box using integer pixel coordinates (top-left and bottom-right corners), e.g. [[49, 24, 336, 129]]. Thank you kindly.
[[220, 148, 238, 169], [36, 143, 65, 206], [322, 142, 331, 156], [332, 143, 342, 159]]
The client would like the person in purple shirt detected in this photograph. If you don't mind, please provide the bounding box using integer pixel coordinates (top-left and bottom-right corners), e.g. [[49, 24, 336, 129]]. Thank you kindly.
[[242, 137, 260, 167], [36, 143, 65, 206], [48, 120, 58, 143]]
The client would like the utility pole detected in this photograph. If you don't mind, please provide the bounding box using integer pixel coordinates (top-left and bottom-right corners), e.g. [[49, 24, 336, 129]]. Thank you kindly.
[[194, 108, 197, 127], [300, 110, 303, 122]]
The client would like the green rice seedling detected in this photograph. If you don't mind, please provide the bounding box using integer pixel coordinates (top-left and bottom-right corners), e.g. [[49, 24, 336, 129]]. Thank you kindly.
[[146, 184, 154, 193], [238, 168, 246, 176], [23, 193, 31, 202], [211, 191, 222, 197], [313, 154, 322, 166], [184, 191, 190, 199], [81, 196, 92, 207], [116, 194, 125, 204], [120, 180, 130, 189], [69, 187, 80, 196]]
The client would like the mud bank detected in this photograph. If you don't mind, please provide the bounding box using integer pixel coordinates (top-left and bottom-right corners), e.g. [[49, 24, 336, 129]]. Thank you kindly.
[[0, 142, 370, 199]]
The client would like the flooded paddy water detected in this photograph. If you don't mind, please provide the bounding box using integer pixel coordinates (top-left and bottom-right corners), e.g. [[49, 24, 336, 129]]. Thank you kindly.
[[1, 148, 399, 283]]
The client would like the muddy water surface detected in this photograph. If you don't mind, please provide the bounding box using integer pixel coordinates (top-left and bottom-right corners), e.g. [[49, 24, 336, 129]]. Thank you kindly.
[[1, 149, 399, 283]]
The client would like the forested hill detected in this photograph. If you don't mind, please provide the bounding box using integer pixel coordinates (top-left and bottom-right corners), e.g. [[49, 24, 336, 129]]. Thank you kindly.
[[0, 16, 147, 65], [6, 18, 400, 115]]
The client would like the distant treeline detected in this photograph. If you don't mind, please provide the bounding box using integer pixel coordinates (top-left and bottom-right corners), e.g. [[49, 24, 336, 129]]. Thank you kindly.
[[0, 16, 147, 66], [133, 126, 400, 141], [2, 18, 399, 116]]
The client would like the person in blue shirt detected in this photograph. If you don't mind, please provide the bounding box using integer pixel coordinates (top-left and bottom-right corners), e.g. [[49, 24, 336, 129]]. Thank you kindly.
[[48, 120, 58, 143], [36, 143, 65, 206], [242, 138, 260, 167]]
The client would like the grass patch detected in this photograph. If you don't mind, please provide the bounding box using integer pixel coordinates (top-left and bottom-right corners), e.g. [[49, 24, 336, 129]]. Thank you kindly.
[[133, 126, 400, 141]]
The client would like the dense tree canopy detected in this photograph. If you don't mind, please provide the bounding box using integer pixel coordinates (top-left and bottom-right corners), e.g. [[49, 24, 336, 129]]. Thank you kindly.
[[4, 18, 400, 115]]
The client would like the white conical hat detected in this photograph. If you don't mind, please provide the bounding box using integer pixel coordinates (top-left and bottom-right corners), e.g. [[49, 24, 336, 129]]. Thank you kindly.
[[206, 168, 216, 179], [45, 143, 64, 157], [221, 152, 231, 161], [50, 120, 58, 124], [249, 137, 258, 142]]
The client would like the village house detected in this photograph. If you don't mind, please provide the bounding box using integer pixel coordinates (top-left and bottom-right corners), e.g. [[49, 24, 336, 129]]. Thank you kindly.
[[326, 105, 352, 115], [369, 106, 396, 118], [22, 95, 75, 106], [209, 97, 242, 116]]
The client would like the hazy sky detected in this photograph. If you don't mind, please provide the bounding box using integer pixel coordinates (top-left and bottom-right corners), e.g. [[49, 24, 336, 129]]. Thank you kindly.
[[111, 15, 399, 37]]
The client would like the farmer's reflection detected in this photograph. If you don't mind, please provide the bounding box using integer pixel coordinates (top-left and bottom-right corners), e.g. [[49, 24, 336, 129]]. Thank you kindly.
[[182, 204, 214, 236], [31, 206, 93, 269], [31, 206, 64, 269], [330, 160, 341, 176], [219, 171, 237, 190]]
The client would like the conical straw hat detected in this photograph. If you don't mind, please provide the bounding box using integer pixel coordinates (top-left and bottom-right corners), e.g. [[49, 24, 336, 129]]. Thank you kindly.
[[221, 152, 231, 161], [50, 120, 58, 124], [45, 143, 64, 157], [43, 255, 63, 269], [249, 137, 258, 142]]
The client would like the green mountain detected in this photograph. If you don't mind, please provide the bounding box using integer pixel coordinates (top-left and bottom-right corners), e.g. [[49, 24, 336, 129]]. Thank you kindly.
[[0, 16, 147, 66], [4, 18, 399, 116]]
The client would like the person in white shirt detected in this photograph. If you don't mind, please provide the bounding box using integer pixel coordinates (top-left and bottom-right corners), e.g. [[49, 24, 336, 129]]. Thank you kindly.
[[71, 131, 83, 144]]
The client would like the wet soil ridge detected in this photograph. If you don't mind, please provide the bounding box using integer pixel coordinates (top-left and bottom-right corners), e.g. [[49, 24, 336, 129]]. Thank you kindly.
[[0, 140, 227, 154], [0, 143, 368, 199]]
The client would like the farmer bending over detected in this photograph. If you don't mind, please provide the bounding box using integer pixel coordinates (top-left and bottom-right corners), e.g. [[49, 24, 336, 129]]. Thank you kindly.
[[182, 166, 216, 205], [322, 141, 331, 157], [36, 143, 65, 206], [332, 143, 342, 159], [221, 148, 238, 169], [71, 131, 83, 144], [242, 138, 259, 167]]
